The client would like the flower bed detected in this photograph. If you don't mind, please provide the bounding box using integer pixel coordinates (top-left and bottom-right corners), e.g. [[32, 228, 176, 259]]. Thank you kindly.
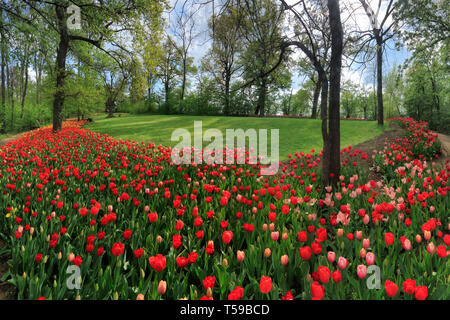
[[0, 118, 448, 300]]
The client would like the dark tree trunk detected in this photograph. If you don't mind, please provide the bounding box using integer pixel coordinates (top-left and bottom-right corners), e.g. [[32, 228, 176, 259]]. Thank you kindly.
[[311, 77, 321, 119], [20, 57, 29, 119], [7, 64, 14, 130], [323, 0, 343, 185], [181, 59, 186, 101], [320, 71, 329, 182], [106, 98, 115, 118], [257, 78, 267, 117], [1, 21, 6, 134], [52, 6, 69, 132], [224, 69, 231, 116], [376, 33, 384, 126]]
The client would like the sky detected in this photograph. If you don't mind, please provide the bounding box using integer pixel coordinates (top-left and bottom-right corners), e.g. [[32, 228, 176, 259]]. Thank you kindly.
[[166, 0, 410, 93]]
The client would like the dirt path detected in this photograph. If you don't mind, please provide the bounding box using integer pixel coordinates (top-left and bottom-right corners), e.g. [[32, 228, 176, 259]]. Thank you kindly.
[[0, 133, 24, 146], [0, 240, 15, 300], [437, 133, 450, 158]]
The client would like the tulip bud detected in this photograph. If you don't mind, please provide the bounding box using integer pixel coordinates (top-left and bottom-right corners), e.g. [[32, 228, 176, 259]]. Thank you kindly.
[[113, 292, 119, 300], [58, 252, 62, 260], [416, 234, 422, 243], [206, 287, 213, 298], [327, 251, 336, 263], [356, 231, 362, 240], [23, 272, 26, 279], [282, 232, 288, 241], [156, 235, 162, 244], [30, 227, 34, 235], [363, 238, 370, 249], [424, 230, 431, 241], [136, 294, 144, 300], [262, 224, 267, 232], [427, 242, 435, 255], [271, 231, 279, 241], [76, 295, 81, 300], [68, 253, 75, 262], [337, 228, 343, 237], [363, 215, 370, 225], [140, 268, 145, 279], [280, 254, 289, 266], [360, 248, 367, 259], [157, 280, 167, 295], [222, 258, 228, 268], [237, 250, 245, 262], [357, 264, 367, 279], [269, 223, 275, 231], [264, 248, 271, 258], [43, 255, 48, 264], [341, 241, 345, 249]]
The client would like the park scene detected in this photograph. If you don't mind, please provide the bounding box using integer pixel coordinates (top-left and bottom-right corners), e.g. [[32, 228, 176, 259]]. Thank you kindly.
[[0, 0, 448, 301]]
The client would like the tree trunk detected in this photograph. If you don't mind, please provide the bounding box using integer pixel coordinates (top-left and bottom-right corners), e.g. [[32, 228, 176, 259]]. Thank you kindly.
[[0, 19, 6, 134], [224, 69, 231, 116], [52, 6, 69, 132], [106, 96, 115, 118], [181, 58, 186, 101], [376, 33, 384, 126], [20, 56, 29, 119], [257, 78, 267, 117], [323, 0, 343, 186], [311, 77, 321, 119], [319, 71, 329, 182]]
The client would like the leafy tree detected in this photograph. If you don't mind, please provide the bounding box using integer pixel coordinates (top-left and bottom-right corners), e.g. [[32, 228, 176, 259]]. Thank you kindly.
[[239, 0, 290, 117]]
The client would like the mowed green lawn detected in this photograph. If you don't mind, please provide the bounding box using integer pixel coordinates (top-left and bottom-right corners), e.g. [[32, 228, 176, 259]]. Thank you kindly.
[[86, 114, 390, 160]]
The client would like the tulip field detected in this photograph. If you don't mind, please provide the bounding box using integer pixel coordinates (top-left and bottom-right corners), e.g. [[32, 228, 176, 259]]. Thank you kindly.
[[0, 117, 448, 300]]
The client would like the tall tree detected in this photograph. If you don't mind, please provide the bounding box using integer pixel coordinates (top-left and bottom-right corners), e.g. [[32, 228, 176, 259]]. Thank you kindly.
[[203, 4, 243, 115], [0, 0, 167, 131], [171, 6, 199, 102], [0, 8, 6, 133], [356, 0, 396, 126], [239, 0, 289, 117], [157, 36, 181, 111]]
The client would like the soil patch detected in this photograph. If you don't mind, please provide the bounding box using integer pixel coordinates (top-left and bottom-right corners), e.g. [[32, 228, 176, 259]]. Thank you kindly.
[[0, 239, 15, 300]]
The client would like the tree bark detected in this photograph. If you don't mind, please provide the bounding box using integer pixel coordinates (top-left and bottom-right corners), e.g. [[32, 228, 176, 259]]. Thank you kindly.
[[311, 77, 321, 119], [52, 5, 69, 132], [0, 18, 6, 134], [224, 69, 231, 116], [323, 0, 343, 185], [257, 77, 267, 117], [181, 58, 186, 101], [376, 33, 384, 126], [20, 55, 29, 119]]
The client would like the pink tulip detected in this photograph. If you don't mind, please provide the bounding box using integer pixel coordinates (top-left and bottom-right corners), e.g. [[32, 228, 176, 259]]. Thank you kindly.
[[327, 251, 336, 263], [427, 242, 435, 255], [357, 264, 367, 279], [363, 238, 370, 249], [237, 250, 245, 262], [280, 255, 289, 266], [338, 256, 348, 270], [366, 252, 375, 265], [271, 231, 279, 241]]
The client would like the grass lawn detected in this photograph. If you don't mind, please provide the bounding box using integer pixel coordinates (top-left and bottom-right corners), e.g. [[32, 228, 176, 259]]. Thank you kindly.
[[86, 114, 391, 160]]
